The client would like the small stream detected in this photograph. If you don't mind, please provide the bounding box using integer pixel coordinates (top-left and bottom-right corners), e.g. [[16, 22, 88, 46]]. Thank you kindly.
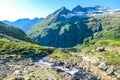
[[33, 54, 98, 80], [37, 56, 79, 76]]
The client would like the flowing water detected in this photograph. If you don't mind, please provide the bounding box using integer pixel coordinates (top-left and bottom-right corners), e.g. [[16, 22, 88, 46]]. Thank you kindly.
[[37, 56, 79, 76]]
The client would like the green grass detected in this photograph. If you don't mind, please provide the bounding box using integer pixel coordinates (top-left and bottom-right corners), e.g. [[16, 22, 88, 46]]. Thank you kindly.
[[98, 40, 120, 46], [0, 39, 48, 56], [102, 51, 120, 68], [50, 49, 72, 59]]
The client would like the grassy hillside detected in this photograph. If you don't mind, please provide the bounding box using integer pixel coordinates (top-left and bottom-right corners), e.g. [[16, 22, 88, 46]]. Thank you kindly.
[[97, 40, 120, 67], [0, 39, 50, 58], [0, 21, 51, 58], [78, 39, 120, 68], [87, 14, 120, 40], [0, 21, 32, 42]]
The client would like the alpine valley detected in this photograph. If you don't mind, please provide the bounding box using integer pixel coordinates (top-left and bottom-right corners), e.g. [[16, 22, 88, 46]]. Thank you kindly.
[[0, 5, 120, 80]]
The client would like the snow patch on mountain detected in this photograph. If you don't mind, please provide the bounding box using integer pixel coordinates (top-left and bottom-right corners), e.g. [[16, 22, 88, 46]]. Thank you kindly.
[[60, 5, 120, 19], [61, 11, 86, 18], [61, 13, 75, 18]]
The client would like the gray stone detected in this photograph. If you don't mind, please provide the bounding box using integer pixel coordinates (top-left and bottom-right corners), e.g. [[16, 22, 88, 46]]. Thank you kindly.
[[106, 65, 115, 75], [28, 63, 34, 66], [117, 70, 120, 73], [23, 70, 30, 74], [73, 69, 97, 80], [13, 70, 22, 75], [25, 77, 31, 80], [91, 49, 96, 52], [114, 70, 120, 79], [97, 76, 102, 80], [98, 62, 108, 70]]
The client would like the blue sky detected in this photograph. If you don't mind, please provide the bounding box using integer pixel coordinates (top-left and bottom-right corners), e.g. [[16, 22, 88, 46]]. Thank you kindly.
[[0, 0, 119, 21]]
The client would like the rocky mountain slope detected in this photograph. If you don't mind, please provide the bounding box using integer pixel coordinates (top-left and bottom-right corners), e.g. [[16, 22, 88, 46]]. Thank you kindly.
[[3, 17, 44, 32], [27, 5, 120, 48]]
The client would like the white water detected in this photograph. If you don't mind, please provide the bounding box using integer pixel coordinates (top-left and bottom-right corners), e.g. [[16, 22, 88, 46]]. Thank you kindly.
[[54, 66, 79, 75], [38, 60, 54, 66]]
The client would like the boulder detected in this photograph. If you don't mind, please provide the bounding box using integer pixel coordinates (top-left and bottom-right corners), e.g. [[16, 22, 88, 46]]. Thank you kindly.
[[65, 66, 70, 69], [96, 47, 105, 52], [58, 62, 64, 66], [56, 68, 64, 73], [106, 65, 115, 75], [98, 62, 108, 70], [73, 69, 97, 80]]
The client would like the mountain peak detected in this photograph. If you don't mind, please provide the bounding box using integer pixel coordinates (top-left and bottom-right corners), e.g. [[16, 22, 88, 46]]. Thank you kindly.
[[58, 6, 71, 14], [75, 5, 83, 8], [60, 6, 66, 10], [72, 5, 85, 12], [51, 6, 71, 18]]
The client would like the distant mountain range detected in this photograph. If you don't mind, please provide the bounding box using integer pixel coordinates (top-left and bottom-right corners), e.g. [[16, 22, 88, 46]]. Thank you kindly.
[[27, 5, 120, 48], [3, 17, 44, 32]]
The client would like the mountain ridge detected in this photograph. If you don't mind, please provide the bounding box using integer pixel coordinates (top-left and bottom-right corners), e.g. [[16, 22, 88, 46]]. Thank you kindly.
[[3, 17, 44, 32]]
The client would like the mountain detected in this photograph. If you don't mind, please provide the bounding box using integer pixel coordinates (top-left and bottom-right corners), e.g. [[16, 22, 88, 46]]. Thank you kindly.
[[72, 5, 111, 14], [3, 17, 44, 32], [0, 21, 32, 42], [72, 5, 87, 12], [27, 5, 120, 48]]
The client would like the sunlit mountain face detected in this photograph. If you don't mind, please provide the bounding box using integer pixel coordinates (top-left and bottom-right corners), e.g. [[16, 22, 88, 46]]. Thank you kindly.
[[27, 5, 120, 48]]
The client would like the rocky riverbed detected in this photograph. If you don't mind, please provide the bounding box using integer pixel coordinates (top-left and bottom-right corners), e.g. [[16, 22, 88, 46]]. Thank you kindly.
[[0, 51, 119, 80], [0, 53, 98, 80], [0, 55, 73, 80]]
